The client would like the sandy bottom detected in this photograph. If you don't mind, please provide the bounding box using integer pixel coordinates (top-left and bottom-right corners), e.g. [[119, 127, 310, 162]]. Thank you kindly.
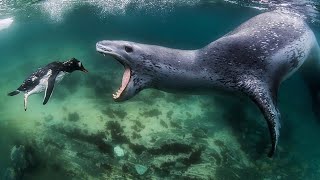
[[1, 45, 320, 179]]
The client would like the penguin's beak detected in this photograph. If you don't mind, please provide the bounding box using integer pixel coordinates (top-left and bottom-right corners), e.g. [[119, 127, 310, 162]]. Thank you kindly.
[[80, 65, 88, 73]]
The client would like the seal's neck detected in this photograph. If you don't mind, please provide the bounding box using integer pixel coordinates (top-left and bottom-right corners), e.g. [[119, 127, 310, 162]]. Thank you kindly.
[[141, 46, 201, 91], [148, 45, 198, 68]]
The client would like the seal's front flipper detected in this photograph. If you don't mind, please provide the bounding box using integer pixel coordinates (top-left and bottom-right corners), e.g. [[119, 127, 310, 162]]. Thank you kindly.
[[240, 77, 281, 157], [43, 73, 58, 105]]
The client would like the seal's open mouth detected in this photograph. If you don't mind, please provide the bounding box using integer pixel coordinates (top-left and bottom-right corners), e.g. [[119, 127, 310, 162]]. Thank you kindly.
[[96, 43, 131, 100]]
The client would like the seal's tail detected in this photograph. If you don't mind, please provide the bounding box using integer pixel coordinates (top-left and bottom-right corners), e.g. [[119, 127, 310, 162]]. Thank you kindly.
[[8, 90, 20, 96]]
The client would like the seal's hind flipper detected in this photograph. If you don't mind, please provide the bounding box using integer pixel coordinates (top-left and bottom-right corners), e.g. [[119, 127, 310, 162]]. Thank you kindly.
[[240, 76, 281, 157], [43, 73, 57, 105]]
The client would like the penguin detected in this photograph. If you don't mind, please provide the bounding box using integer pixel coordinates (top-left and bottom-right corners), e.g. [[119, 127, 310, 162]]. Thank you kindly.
[[8, 58, 88, 111]]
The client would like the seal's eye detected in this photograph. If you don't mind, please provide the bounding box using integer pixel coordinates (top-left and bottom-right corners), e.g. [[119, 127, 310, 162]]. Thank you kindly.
[[124, 45, 133, 53]]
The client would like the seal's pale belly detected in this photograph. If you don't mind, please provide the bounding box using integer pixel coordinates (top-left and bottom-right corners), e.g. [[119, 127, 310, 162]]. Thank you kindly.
[[269, 29, 317, 81]]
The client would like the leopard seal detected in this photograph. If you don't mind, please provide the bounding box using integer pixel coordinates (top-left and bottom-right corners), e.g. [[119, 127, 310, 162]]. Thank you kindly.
[[96, 10, 320, 157]]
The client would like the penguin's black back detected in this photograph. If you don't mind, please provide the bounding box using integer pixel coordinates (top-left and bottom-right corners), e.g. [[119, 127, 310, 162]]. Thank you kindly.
[[17, 61, 63, 92]]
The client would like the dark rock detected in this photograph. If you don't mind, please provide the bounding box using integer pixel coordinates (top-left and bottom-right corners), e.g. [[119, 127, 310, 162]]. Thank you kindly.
[[148, 143, 193, 155], [129, 143, 147, 155], [102, 108, 127, 119], [183, 148, 203, 166], [106, 121, 129, 144], [100, 163, 112, 171], [170, 120, 182, 129], [131, 120, 145, 133], [113, 109, 127, 119], [53, 126, 113, 155], [160, 120, 168, 128], [10, 145, 28, 172], [192, 128, 208, 138], [102, 108, 116, 118], [68, 112, 80, 122], [3, 168, 18, 180], [166, 111, 173, 119], [141, 109, 162, 117], [214, 140, 225, 147], [132, 132, 142, 139], [3, 144, 38, 180]]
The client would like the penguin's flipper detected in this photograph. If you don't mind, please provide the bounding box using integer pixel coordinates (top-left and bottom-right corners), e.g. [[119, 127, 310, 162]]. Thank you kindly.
[[43, 72, 58, 105]]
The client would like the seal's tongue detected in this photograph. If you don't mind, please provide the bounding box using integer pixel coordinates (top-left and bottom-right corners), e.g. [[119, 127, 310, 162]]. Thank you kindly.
[[113, 67, 131, 99]]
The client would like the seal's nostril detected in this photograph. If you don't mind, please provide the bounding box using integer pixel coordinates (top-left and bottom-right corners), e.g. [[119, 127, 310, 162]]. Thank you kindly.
[[96, 45, 111, 52], [103, 47, 111, 52]]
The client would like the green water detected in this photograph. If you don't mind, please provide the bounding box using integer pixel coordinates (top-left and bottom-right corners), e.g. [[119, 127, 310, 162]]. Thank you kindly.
[[1, 0, 320, 179]]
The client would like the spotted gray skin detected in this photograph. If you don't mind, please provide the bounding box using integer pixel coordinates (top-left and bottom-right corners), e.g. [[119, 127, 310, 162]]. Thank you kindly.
[[96, 10, 320, 157]]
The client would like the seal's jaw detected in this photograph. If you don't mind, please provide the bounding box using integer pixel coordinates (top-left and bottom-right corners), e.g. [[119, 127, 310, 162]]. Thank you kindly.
[[96, 41, 133, 101], [113, 67, 131, 100]]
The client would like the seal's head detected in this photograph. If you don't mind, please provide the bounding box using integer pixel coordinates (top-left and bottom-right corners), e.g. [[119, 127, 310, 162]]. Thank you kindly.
[[96, 40, 152, 101]]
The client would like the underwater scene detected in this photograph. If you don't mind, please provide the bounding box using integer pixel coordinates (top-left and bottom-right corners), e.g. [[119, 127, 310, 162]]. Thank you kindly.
[[1, 0, 320, 179]]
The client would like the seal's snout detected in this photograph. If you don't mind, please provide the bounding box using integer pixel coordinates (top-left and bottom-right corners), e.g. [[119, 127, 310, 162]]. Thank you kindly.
[[96, 41, 113, 54]]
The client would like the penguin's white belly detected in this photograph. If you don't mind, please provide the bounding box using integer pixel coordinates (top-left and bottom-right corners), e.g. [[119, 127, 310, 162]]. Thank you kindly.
[[27, 71, 67, 96], [30, 82, 47, 95], [26, 70, 52, 96]]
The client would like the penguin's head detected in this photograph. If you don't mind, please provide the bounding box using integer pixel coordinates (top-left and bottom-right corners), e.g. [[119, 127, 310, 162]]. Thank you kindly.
[[63, 58, 88, 73], [96, 40, 153, 101]]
